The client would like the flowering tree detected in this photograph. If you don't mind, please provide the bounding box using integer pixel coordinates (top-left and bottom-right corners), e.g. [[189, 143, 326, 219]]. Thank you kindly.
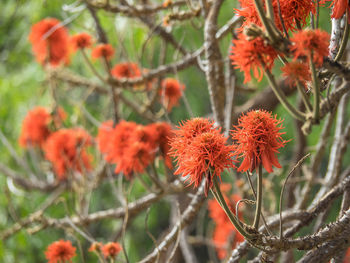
[[1, 0, 350, 262]]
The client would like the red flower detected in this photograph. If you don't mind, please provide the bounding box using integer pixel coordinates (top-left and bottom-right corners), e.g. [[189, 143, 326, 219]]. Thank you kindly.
[[290, 29, 330, 66], [45, 240, 76, 263], [97, 120, 137, 163], [208, 192, 244, 259], [70, 32, 93, 51], [343, 247, 350, 263], [231, 110, 288, 173], [91, 44, 115, 60], [330, 0, 350, 23], [235, 0, 314, 33], [19, 107, 51, 148], [114, 141, 155, 178], [171, 119, 235, 195], [170, 117, 216, 155], [230, 33, 278, 83], [88, 242, 103, 253], [111, 62, 142, 79], [29, 18, 70, 66], [281, 61, 311, 88], [212, 223, 244, 259], [44, 128, 93, 180], [208, 193, 242, 225], [101, 242, 122, 259], [96, 120, 115, 160], [159, 78, 185, 111], [149, 122, 174, 169]]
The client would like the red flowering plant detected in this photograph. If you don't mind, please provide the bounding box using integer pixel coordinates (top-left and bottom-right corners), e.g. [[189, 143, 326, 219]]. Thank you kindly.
[[29, 18, 70, 66], [208, 186, 244, 260], [45, 240, 76, 263], [4, 1, 350, 262]]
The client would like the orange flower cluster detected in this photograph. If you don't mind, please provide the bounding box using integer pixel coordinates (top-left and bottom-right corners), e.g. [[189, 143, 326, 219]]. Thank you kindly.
[[159, 78, 185, 111], [29, 18, 70, 66], [231, 110, 288, 173], [70, 32, 93, 52], [230, 34, 278, 83], [290, 29, 330, 66], [101, 242, 122, 259], [281, 61, 311, 88], [170, 118, 235, 195], [97, 120, 173, 178], [19, 107, 52, 148], [45, 240, 76, 263], [89, 242, 122, 259], [91, 43, 115, 60], [44, 128, 93, 180], [111, 62, 141, 79], [208, 185, 244, 259], [235, 0, 315, 33]]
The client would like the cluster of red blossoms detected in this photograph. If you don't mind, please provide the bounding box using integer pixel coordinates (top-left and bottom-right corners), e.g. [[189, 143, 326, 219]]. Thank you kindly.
[[159, 78, 186, 111], [45, 240, 122, 263], [231, 2, 331, 85], [208, 184, 244, 260], [170, 118, 236, 195], [170, 111, 288, 192], [89, 242, 122, 259], [45, 240, 76, 263], [29, 18, 185, 111], [97, 120, 173, 178], [232, 110, 288, 173], [19, 106, 93, 180]]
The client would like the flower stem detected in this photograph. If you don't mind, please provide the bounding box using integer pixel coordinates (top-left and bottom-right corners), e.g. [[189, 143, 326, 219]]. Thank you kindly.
[[263, 66, 306, 121], [265, 0, 275, 24], [310, 56, 320, 122], [253, 164, 263, 230], [296, 82, 313, 113], [211, 178, 253, 240], [254, 0, 278, 43]]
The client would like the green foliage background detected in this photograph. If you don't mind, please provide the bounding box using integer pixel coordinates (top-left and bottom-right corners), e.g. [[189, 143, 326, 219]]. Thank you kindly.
[[0, 0, 348, 262]]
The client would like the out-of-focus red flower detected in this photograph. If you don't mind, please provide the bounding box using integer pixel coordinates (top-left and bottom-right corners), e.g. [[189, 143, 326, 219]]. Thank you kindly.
[[149, 122, 174, 169], [159, 78, 185, 111], [329, 0, 350, 23], [290, 29, 330, 66], [208, 193, 242, 225], [281, 61, 311, 88], [231, 110, 288, 173], [101, 242, 122, 259], [129, 124, 157, 148], [96, 120, 115, 160], [19, 107, 51, 148], [212, 222, 244, 259], [171, 119, 235, 195], [29, 18, 70, 66], [230, 33, 278, 83], [45, 240, 76, 263], [88, 242, 103, 253], [91, 44, 115, 60], [343, 247, 350, 263], [208, 192, 244, 259], [111, 62, 142, 79], [44, 128, 93, 180], [97, 120, 175, 177], [115, 141, 155, 178], [103, 120, 137, 164], [70, 32, 93, 52]]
